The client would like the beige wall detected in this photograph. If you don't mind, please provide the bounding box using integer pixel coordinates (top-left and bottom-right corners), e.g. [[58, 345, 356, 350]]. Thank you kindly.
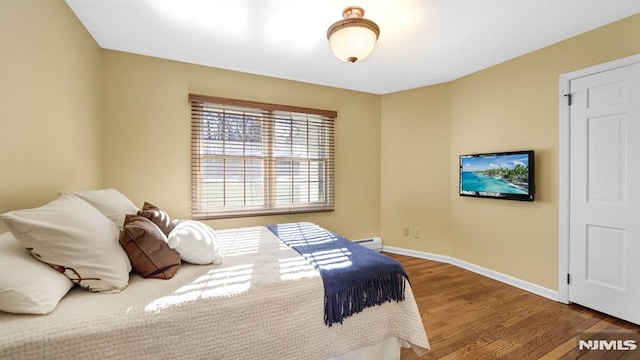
[[381, 14, 640, 290], [0, 0, 103, 232], [380, 84, 452, 255], [100, 51, 381, 240]]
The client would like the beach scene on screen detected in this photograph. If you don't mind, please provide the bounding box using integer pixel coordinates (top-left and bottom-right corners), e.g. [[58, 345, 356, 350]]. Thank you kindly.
[[461, 154, 529, 195]]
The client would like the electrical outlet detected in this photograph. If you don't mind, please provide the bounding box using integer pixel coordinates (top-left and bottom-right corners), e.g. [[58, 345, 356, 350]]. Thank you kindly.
[[403, 227, 410, 236], [414, 229, 421, 238]]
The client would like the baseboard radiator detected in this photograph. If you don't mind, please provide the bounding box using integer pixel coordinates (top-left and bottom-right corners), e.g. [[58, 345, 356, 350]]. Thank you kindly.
[[353, 237, 383, 252]]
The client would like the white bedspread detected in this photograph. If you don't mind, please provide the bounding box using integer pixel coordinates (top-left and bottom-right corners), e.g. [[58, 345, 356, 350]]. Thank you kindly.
[[0, 226, 429, 359]]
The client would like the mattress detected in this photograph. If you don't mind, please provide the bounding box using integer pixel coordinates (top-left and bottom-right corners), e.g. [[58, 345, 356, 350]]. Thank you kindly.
[[0, 226, 429, 359]]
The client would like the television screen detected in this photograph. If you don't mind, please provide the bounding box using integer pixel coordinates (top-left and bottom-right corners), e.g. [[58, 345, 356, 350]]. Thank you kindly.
[[459, 150, 535, 201]]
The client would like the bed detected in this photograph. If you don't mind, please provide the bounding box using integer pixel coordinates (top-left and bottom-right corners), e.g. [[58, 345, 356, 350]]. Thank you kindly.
[[0, 224, 429, 359]]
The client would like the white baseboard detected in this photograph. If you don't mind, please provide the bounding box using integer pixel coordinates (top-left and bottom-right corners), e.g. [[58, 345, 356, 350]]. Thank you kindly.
[[383, 246, 559, 302]]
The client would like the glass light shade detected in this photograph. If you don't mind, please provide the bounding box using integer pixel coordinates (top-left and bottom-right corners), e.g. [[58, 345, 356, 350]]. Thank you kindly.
[[329, 25, 378, 63], [327, 7, 380, 63]]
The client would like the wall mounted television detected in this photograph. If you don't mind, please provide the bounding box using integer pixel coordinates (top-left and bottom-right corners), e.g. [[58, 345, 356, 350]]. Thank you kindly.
[[459, 150, 535, 201]]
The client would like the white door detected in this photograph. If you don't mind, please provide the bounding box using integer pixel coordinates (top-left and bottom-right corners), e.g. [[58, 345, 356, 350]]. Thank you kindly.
[[569, 62, 640, 324]]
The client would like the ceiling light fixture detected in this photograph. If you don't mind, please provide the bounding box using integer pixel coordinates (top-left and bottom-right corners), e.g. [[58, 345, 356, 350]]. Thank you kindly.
[[327, 6, 380, 63]]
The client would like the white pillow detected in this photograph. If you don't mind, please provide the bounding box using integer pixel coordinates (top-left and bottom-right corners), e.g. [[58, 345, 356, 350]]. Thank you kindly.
[[167, 220, 223, 265], [0, 232, 74, 314], [1, 194, 132, 293], [60, 188, 138, 229]]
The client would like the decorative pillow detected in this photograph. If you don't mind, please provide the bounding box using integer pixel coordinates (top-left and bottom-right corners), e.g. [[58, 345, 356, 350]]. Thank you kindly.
[[137, 202, 177, 236], [60, 188, 138, 229], [0, 232, 74, 314], [0, 193, 132, 293], [167, 220, 223, 265], [119, 214, 181, 280]]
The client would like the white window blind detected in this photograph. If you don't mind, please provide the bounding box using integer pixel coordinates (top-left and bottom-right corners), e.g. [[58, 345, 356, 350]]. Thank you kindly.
[[189, 94, 336, 219]]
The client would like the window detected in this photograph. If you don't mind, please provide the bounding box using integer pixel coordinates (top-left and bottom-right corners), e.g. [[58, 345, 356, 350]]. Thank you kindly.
[[189, 94, 336, 219]]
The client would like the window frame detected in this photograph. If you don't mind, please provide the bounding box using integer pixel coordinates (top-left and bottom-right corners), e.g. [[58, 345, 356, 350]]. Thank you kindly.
[[189, 94, 337, 219]]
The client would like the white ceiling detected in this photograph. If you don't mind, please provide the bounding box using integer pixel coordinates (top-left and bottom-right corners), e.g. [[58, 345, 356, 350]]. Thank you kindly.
[[65, 0, 640, 94]]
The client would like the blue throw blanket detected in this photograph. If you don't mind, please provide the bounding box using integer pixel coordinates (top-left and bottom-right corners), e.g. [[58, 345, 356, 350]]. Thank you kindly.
[[267, 222, 408, 326]]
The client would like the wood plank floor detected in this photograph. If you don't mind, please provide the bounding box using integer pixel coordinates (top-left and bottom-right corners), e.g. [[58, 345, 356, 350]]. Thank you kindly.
[[385, 253, 640, 360]]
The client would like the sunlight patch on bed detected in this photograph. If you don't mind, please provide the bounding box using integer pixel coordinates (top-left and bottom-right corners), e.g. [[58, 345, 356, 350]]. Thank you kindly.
[[303, 248, 353, 271], [144, 264, 253, 313], [274, 224, 338, 247], [278, 257, 319, 281]]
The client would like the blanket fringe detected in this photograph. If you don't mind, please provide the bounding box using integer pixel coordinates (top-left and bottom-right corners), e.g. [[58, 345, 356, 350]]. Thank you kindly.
[[324, 273, 406, 326]]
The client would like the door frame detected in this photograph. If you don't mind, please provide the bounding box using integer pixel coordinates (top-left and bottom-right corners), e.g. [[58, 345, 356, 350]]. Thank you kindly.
[[558, 53, 640, 304]]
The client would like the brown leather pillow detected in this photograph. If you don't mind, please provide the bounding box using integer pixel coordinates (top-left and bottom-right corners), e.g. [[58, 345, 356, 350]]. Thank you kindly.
[[119, 214, 181, 280], [137, 202, 176, 236]]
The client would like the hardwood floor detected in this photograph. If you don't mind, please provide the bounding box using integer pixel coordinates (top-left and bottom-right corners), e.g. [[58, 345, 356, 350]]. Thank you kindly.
[[385, 253, 640, 360]]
